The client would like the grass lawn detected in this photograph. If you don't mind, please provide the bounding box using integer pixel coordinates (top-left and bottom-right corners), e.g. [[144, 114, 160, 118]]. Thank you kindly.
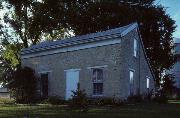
[[0, 102, 180, 118]]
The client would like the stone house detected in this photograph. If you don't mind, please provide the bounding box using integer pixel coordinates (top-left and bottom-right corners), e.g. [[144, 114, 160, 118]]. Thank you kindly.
[[170, 38, 180, 89], [21, 23, 155, 100], [0, 87, 10, 98]]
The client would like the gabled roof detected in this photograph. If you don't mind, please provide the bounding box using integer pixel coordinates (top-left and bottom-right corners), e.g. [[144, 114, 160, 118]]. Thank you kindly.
[[21, 23, 138, 55]]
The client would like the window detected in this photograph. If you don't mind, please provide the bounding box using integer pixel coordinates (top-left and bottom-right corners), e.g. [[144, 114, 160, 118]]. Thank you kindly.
[[134, 38, 138, 57], [92, 68, 103, 95], [129, 70, 134, 95], [146, 76, 150, 89]]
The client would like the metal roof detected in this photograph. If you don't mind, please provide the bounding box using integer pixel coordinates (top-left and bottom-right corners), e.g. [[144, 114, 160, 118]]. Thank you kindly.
[[21, 23, 137, 55]]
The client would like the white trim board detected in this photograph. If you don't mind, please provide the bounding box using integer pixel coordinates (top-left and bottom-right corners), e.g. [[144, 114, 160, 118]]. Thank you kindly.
[[38, 70, 52, 74], [87, 65, 108, 69], [64, 69, 81, 72], [121, 23, 138, 37], [21, 38, 121, 59], [129, 68, 135, 72]]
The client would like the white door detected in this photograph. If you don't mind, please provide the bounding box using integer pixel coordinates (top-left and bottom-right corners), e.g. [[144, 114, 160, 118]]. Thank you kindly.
[[65, 70, 79, 100]]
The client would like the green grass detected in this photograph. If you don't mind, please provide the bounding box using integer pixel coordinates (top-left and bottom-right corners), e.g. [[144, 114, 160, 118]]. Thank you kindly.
[[168, 100, 180, 104], [0, 102, 180, 118]]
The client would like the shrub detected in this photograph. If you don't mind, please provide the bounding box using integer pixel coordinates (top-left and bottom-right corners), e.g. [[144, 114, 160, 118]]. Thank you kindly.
[[69, 83, 88, 111], [89, 98, 114, 106], [0, 98, 15, 104], [8, 67, 38, 104], [127, 95, 143, 103], [153, 93, 168, 104], [177, 89, 180, 100], [151, 88, 168, 104], [41, 96, 65, 105], [88, 97, 125, 106]]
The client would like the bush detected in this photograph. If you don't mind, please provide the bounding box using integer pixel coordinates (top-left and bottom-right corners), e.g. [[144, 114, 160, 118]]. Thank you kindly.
[[152, 88, 168, 104], [88, 97, 125, 106], [153, 94, 168, 104], [7, 67, 38, 104], [177, 89, 180, 100], [41, 96, 65, 105], [69, 83, 88, 111], [89, 98, 113, 106], [0, 98, 15, 104], [127, 95, 143, 103]]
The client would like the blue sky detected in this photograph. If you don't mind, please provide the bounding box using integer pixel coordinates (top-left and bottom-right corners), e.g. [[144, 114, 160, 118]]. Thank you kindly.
[[157, 0, 180, 38]]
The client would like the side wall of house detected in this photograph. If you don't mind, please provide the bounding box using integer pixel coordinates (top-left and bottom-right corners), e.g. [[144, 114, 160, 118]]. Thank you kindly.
[[120, 29, 155, 98]]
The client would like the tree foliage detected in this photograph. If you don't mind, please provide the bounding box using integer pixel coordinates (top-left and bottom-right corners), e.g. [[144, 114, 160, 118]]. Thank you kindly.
[[8, 67, 38, 103], [0, 0, 71, 83], [39, 0, 176, 87], [1, 0, 72, 48], [161, 74, 177, 96]]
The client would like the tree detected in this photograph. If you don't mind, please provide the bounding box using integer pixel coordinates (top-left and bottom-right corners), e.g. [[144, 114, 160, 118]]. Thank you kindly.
[[0, 0, 177, 91], [161, 74, 176, 97], [0, 43, 23, 85], [0, 0, 72, 84], [8, 67, 38, 103], [41, 0, 176, 87], [2, 0, 72, 48]]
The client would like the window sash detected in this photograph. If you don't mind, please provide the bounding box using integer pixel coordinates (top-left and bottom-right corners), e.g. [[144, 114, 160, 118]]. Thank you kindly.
[[147, 77, 150, 89], [92, 68, 103, 95], [134, 39, 137, 57], [129, 70, 134, 95], [93, 83, 103, 95], [92, 69, 103, 83]]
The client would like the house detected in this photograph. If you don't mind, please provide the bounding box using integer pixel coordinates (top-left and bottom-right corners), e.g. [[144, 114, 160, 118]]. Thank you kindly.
[[169, 38, 180, 89], [0, 87, 10, 98], [21, 23, 155, 100]]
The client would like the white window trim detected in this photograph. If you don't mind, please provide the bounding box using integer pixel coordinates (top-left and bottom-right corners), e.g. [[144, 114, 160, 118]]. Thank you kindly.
[[87, 65, 108, 69], [38, 70, 52, 74], [64, 68, 81, 72], [129, 68, 135, 72]]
